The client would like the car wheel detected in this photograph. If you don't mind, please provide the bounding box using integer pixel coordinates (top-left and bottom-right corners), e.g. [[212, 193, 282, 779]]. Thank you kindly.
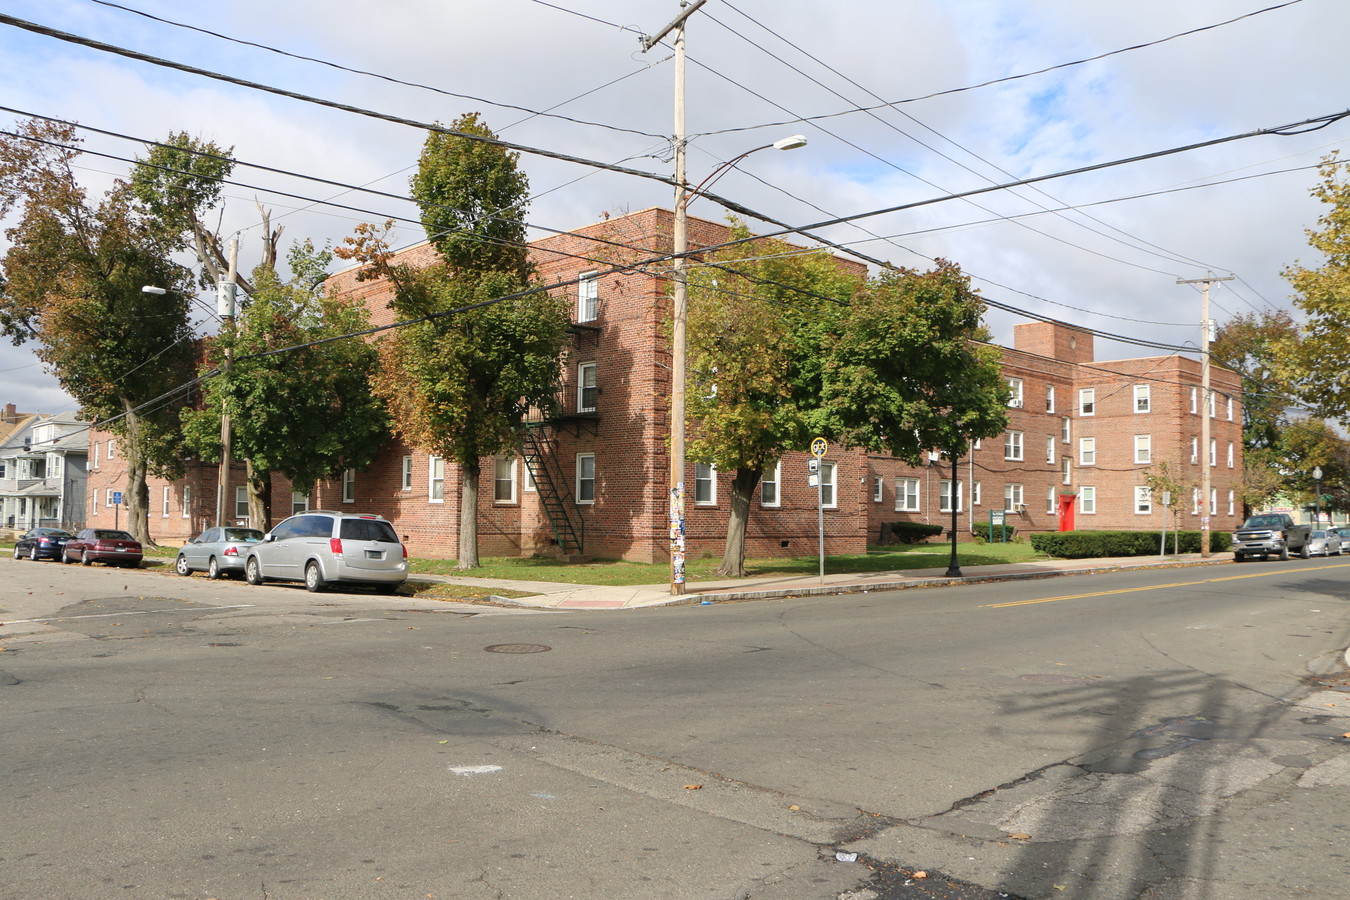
[[81, 550, 92, 566], [175, 554, 192, 576], [207, 557, 221, 580], [58, 549, 68, 564], [245, 556, 264, 585], [11, 545, 20, 560], [1233, 552, 1243, 562], [1297, 544, 1308, 559], [29, 546, 40, 561], [304, 561, 327, 593]]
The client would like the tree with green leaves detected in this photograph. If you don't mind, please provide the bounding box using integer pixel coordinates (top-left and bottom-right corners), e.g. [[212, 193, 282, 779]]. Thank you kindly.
[[338, 114, 570, 569], [1142, 459, 1194, 553], [686, 221, 861, 576], [817, 260, 1010, 462], [0, 118, 196, 545], [181, 241, 390, 526], [1282, 153, 1350, 419], [1210, 309, 1299, 452]]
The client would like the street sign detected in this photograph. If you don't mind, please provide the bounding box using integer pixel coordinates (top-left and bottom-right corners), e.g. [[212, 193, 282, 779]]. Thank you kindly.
[[810, 437, 828, 458], [112, 491, 123, 506]]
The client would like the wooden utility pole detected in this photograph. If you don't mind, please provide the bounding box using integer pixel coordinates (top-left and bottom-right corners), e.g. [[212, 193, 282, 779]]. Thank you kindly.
[[1178, 272, 1233, 557], [215, 238, 238, 528]]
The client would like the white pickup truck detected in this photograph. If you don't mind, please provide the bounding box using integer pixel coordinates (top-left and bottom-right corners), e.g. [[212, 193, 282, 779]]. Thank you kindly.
[[1232, 513, 1312, 561]]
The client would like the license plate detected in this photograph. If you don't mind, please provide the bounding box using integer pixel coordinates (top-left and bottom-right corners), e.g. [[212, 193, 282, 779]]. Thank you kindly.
[[365, 550, 382, 559]]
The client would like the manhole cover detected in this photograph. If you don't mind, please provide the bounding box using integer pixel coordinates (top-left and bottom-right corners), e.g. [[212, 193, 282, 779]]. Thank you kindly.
[[1021, 673, 1100, 685], [484, 643, 551, 654]]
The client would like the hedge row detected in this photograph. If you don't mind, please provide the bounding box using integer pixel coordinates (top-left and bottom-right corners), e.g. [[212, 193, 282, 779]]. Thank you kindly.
[[1030, 530, 1232, 558], [879, 522, 945, 544]]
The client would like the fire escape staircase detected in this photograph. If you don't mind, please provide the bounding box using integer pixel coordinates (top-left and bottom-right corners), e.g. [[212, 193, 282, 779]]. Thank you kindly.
[[518, 424, 585, 557]]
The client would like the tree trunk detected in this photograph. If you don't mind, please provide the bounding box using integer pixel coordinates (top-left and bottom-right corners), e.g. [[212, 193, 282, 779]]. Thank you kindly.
[[245, 459, 273, 531], [119, 402, 155, 547], [457, 457, 480, 569], [717, 466, 761, 577]]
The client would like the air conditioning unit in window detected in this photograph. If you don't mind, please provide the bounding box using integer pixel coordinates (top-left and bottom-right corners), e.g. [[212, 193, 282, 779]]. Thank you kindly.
[[1009, 399, 1023, 408]]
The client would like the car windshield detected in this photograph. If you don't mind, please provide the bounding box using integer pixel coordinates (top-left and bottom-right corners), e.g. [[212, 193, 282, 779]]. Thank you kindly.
[[1244, 516, 1286, 528], [224, 528, 264, 543], [93, 530, 134, 541]]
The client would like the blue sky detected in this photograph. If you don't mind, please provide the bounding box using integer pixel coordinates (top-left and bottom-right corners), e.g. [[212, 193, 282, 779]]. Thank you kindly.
[[1, 0, 1348, 412]]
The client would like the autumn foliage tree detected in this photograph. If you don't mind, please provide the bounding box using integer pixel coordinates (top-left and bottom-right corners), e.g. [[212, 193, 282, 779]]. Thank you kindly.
[[0, 118, 195, 545], [338, 114, 569, 569]]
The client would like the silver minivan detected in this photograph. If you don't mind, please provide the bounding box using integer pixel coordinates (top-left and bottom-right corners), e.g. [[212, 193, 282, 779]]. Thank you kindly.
[[243, 511, 407, 593]]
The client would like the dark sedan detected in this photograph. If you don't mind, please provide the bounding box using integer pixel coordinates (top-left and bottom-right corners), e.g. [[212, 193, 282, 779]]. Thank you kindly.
[[13, 527, 75, 561], [62, 528, 143, 567]]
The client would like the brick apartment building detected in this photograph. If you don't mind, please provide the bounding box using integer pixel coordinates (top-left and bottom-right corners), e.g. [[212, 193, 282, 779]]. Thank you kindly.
[[82, 208, 1244, 558]]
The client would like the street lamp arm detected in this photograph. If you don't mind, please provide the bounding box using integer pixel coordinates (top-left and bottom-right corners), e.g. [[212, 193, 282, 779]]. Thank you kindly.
[[683, 136, 807, 209]]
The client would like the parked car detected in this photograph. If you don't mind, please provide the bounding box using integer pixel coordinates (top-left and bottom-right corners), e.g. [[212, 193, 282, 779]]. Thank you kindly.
[[174, 526, 265, 579], [13, 527, 75, 561], [1306, 529, 1343, 557], [1328, 526, 1350, 553], [62, 528, 143, 567], [243, 511, 407, 593]]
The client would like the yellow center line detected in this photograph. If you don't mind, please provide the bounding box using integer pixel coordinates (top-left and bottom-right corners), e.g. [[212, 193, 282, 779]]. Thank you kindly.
[[981, 562, 1350, 608]]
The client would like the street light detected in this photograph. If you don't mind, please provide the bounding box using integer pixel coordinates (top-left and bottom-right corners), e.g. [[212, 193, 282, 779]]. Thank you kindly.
[[669, 135, 808, 595], [1313, 465, 1323, 527]]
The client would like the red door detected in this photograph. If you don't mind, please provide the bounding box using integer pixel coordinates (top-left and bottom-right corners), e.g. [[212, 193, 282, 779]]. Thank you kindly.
[[1057, 493, 1077, 531]]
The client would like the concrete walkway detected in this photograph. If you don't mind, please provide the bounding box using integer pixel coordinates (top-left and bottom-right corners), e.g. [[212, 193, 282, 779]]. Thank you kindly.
[[414, 552, 1239, 610]]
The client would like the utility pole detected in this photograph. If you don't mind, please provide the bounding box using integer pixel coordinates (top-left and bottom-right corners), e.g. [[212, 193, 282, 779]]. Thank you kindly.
[[642, 0, 706, 596], [1178, 272, 1233, 557], [215, 238, 238, 528]]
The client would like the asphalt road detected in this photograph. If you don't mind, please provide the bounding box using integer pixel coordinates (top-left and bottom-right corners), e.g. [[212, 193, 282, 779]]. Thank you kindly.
[[1, 555, 1348, 900]]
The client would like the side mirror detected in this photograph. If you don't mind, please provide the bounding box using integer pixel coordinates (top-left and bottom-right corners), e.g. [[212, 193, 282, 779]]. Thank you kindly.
[[263, 534, 276, 542]]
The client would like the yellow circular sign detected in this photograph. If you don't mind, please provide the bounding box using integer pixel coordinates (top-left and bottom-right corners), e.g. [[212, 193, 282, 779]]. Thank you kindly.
[[810, 437, 828, 458]]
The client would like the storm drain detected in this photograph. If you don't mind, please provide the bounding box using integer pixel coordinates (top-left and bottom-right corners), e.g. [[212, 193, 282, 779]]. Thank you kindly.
[[484, 643, 551, 654]]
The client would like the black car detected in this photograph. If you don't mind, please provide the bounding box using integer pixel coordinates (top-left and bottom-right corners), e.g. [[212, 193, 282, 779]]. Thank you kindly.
[[13, 527, 75, 561]]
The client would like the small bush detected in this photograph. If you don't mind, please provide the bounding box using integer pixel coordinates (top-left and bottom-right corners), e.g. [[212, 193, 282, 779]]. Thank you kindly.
[[880, 522, 944, 544], [1031, 530, 1231, 559]]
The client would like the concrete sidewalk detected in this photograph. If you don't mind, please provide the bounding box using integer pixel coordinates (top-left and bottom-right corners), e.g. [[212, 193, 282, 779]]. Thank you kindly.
[[414, 552, 1238, 610]]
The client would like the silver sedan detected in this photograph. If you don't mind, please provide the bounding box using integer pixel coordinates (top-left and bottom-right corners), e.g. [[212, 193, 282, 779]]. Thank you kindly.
[[1307, 529, 1344, 557], [174, 527, 265, 579]]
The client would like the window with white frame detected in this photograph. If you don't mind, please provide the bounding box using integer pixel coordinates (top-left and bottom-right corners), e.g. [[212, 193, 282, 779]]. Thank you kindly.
[[93, 442, 100, 468], [895, 477, 920, 512], [1062, 457, 1072, 485], [181, 485, 191, 518], [429, 457, 445, 502], [972, 481, 982, 506], [760, 460, 780, 507], [90, 487, 98, 515], [1080, 437, 1096, 466], [1190, 436, 1199, 464], [1209, 488, 1217, 515], [235, 485, 248, 519], [1209, 438, 1217, 467], [1226, 396, 1233, 421], [1079, 389, 1095, 416], [1007, 377, 1023, 408], [107, 439, 116, 458], [939, 479, 962, 513], [493, 456, 517, 504], [1080, 486, 1096, 514], [401, 455, 413, 491], [1003, 482, 1024, 511], [1005, 431, 1023, 461], [1134, 384, 1151, 413], [1190, 386, 1198, 414], [1227, 441, 1234, 468], [577, 361, 598, 413], [342, 468, 356, 504], [1227, 490, 1234, 516], [1134, 434, 1151, 464], [1045, 385, 1055, 414], [291, 491, 308, 515], [577, 271, 598, 323], [873, 475, 884, 503], [1135, 486, 1153, 514], [694, 462, 717, 505], [820, 461, 837, 508], [1208, 391, 1216, 417], [1192, 488, 1201, 515], [107, 488, 117, 508], [1061, 416, 1071, 443], [523, 457, 537, 492], [576, 453, 595, 504], [1045, 435, 1055, 464], [162, 486, 170, 517], [1046, 485, 1057, 514]]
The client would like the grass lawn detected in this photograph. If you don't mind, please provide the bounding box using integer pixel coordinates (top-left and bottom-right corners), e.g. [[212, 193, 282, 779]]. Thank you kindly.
[[407, 539, 1042, 587]]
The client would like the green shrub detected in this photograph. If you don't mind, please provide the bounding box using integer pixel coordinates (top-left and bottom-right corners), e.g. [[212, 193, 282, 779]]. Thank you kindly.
[[1030, 530, 1231, 558], [880, 522, 944, 544]]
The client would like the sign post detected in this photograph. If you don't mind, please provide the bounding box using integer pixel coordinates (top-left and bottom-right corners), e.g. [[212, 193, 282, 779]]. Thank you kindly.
[[810, 438, 828, 583], [989, 508, 1006, 543]]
